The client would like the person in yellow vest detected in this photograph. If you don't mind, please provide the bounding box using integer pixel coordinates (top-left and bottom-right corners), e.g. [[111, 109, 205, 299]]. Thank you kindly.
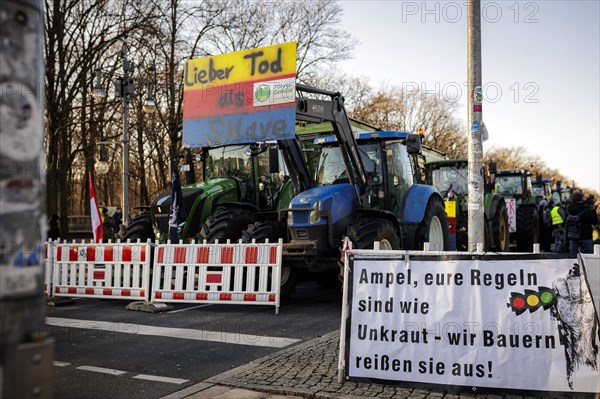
[[550, 200, 566, 252]]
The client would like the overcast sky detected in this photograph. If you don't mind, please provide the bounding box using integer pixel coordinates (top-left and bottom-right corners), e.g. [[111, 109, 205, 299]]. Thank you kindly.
[[337, 0, 600, 192]]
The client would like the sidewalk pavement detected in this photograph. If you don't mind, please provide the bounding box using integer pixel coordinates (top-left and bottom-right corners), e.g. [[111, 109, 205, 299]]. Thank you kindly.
[[163, 330, 573, 399]]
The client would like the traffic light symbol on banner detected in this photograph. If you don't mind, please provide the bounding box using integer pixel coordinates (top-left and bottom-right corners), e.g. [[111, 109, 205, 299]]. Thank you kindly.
[[508, 287, 556, 315]]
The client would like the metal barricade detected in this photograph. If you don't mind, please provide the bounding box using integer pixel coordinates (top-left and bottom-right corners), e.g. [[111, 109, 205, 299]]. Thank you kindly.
[[52, 240, 151, 301], [44, 241, 54, 296], [151, 239, 282, 314]]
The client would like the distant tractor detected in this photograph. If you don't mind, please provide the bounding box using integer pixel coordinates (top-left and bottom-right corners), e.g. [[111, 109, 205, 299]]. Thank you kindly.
[[531, 175, 554, 204], [530, 175, 554, 251], [494, 169, 540, 252], [552, 181, 576, 204], [426, 160, 510, 251]]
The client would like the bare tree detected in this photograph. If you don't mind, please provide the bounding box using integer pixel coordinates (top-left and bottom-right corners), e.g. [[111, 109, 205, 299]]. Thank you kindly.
[[43, 0, 359, 228], [302, 71, 373, 112], [45, 0, 158, 230], [351, 86, 467, 158], [206, 0, 356, 81], [138, 0, 231, 189]]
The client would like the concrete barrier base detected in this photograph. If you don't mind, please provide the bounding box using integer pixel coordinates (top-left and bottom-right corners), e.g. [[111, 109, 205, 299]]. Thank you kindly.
[[126, 301, 173, 313]]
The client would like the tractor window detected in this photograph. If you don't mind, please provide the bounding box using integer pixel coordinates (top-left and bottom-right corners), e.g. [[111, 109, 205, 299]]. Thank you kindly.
[[257, 143, 289, 193], [544, 185, 552, 199], [203, 145, 253, 181], [316, 146, 346, 185], [203, 144, 255, 201], [525, 177, 533, 196], [314, 143, 382, 188], [496, 175, 523, 195], [358, 143, 381, 177], [386, 142, 414, 214], [359, 143, 383, 209], [430, 166, 468, 196], [532, 185, 545, 197]]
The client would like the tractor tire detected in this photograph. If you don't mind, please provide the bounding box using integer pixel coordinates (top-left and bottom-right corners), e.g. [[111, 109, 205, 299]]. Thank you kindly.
[[122, 215, 155, 242], [415, 197, 450, 251], [198, 207, 256, 244], [341, 218, 401, 285], [516, 205, 539, 252], [490, 201, 510, 252], [345, 218, 401, 250], [242, 220, 296, 301]]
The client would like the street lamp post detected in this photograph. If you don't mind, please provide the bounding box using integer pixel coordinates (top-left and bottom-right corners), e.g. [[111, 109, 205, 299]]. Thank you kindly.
[[92, 42, 155, 224]]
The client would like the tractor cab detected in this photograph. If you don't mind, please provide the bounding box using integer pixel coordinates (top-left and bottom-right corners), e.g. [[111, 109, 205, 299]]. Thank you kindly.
[[310, 131, 420, 214], [495, 170, 534, 203]]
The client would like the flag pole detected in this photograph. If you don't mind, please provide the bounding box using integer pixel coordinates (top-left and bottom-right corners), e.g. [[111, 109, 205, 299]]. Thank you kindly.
[[89, 172, 103, 242]]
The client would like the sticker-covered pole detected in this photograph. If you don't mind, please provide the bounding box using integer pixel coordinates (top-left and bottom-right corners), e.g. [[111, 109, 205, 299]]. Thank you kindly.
[[467, 0, 485, 252], [0, 0, 54, 397]]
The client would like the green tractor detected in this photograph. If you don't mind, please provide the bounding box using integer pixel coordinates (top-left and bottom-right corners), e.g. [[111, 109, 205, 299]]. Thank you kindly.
[[494, 169, 540, 252], [425, 160, 510, 252], [122, 141, 308, 243]]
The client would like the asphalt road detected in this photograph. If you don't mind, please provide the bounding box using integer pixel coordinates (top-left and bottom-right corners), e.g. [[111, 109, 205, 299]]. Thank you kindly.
[[47, 279, 342, 399]]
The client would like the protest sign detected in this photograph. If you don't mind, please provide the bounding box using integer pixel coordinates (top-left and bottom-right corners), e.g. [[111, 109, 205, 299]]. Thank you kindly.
[[182, 42, 296, 147], [343, 253, 600, 394]]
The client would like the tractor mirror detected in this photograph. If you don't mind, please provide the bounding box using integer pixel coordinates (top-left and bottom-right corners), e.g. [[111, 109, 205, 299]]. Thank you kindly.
[[268, 146, 280, 174], [487, 162, 497, 175], [536, 173, 542, 184], [406, 134, 421, 154]]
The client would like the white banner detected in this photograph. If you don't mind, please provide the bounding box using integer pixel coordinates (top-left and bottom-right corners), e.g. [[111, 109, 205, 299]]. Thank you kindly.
[[345, 253, 600, 394], [507, 198, 517, 233]]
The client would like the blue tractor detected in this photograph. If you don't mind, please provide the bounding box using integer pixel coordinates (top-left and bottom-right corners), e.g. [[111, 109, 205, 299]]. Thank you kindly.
[[271, 85, 449, 280]]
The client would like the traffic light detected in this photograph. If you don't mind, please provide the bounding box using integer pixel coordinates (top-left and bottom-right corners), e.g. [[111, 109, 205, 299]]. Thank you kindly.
[[508, 287, 556, 315]]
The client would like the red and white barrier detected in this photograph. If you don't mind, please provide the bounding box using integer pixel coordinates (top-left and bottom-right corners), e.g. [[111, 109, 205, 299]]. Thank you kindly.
[[44, 241, 53, 296], [151, 239, 283, 314], [51, 240, 151, 301]]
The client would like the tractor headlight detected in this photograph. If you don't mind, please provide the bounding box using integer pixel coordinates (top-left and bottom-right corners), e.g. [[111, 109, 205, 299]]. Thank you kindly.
[[309, 200, 321, 224], [287, 210, 293, 226]]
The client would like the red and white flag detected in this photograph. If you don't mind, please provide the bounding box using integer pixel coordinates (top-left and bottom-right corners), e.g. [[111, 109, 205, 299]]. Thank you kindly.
[[89, 172, 103, 242]]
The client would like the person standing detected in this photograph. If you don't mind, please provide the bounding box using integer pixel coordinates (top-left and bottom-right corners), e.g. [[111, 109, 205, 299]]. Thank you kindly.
[[539, 198, 551, 251], [566, 192, 598, 255], [102, 207, 114, 242], [549, 200, 565, 252], [112, 206, 123, 239], [47, 214, 61, 241]]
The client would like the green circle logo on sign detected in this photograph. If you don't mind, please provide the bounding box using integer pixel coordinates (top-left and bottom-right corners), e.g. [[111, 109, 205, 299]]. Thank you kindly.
[[255, 85, 270, 102]]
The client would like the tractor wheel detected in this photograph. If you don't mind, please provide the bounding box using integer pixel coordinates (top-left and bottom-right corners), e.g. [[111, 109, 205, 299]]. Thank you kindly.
[[242, 220, 296, 301], [345, 218, 400, 250], [415, 197, 449, 251], [341, 218, 400, 284], [198, 207, 256, 243], [516, 205, 539, 252], [122, 215, 155, 242], [490, 201, 510, 252], [338, 217, 401, 282]]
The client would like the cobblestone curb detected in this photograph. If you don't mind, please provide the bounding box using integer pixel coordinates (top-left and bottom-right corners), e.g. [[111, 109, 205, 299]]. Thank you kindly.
[[195, 330, 567, 399]]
